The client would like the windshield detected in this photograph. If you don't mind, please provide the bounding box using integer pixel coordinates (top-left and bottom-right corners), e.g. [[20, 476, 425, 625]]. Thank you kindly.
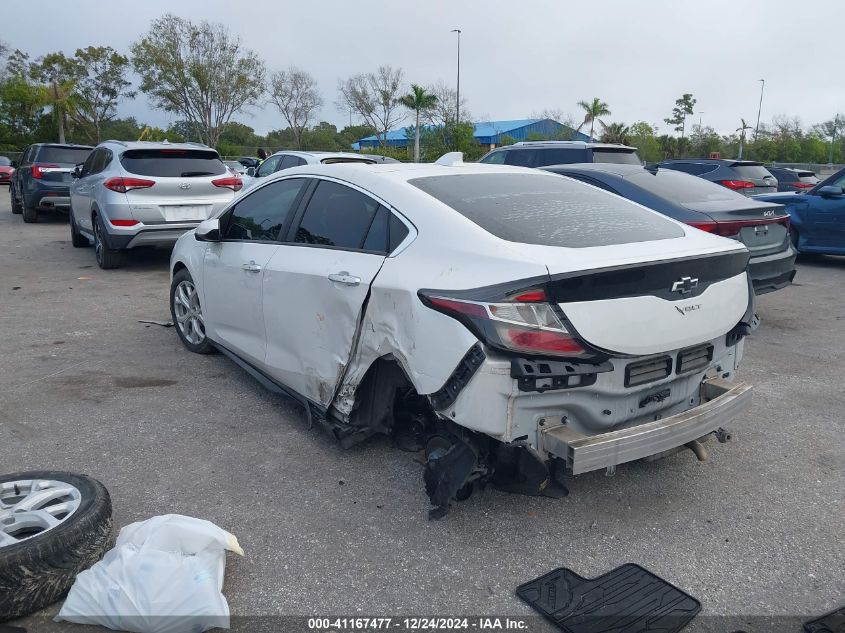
[[37, 146, 92, 165], [409, 173, 684, 248], [731, 164, 773, 180], [592, 149, 642, 165], [120, 149, 226, 177]]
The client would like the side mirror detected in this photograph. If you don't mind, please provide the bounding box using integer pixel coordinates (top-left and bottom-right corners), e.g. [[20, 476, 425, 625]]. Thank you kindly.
[[817, 185, 844, 197], [246, 167, 256, 177], [72, 164, 83, 179], [195, 218, 221, 242]]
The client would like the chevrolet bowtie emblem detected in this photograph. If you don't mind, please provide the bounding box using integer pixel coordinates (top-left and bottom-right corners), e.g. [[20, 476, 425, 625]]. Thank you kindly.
[[671, 276, 699, 294]]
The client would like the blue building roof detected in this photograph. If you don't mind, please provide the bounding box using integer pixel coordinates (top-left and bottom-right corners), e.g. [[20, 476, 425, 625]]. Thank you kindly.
[[353, 118, 588, 149]]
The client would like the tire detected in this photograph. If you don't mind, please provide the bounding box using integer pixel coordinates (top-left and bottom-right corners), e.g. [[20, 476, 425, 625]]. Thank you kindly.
[[92, 214, 124, 269], [69, 213, 89, 248], [0, 471, 113, 621], [22, 201, 37, 223], [789, 227, 800, 252], [10, 188, 22, 215], [171, 268, 214, 354]]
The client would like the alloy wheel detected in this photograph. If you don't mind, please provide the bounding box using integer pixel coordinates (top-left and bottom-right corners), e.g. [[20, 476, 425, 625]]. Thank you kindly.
[[0, 479, 82, 548], [173, 279, 206, 345]]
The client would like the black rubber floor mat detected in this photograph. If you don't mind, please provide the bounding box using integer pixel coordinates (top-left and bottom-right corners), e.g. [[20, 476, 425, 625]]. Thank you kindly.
[[804, 606, 845, 633], [516, 563, 701, 633]]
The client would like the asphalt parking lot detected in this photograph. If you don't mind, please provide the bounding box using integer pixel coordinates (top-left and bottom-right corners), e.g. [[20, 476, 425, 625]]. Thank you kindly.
[[1, 194, 843, 632]]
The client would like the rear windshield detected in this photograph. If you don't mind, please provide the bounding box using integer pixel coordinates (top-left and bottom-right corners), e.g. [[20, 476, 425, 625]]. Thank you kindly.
[[36, 146, 92, 164], [120, 149, 226, 177], [409, 173, 684, 248], [319, 157, 375, 165], [730, 164, 773, 179], [626, 170, 741, 203], [592, 149, 642, 165], [0, 157, 11, 166], [796, 172, 820, 182]]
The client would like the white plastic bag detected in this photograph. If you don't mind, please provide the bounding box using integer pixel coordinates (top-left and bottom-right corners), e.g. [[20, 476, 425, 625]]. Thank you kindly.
[[56, 514, 244, 633]]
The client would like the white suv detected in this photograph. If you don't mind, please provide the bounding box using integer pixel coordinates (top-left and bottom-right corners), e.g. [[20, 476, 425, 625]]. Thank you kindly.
[[69, 141, 241, 269], [170, 160, 756, 518]]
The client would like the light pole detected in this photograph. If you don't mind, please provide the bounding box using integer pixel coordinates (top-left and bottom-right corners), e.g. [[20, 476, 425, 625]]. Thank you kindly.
[[451, 29, 461, 126], [697, 111, 704, 131], [754, 79, 765, 142]]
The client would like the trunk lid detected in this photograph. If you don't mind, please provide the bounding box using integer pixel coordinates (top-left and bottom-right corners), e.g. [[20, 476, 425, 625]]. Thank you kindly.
[[119, 148, 235, 223], [683, 199, 789, 256], [727, 162, 777, 195]]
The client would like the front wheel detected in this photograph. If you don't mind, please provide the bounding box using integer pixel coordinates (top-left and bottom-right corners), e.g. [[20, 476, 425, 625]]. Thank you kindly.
[[170, 268, 214, 354]]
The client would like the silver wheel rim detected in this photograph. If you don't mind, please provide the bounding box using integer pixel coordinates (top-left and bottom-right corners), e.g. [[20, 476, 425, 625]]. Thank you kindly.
[[94, 219, 104, 262], [0, 479, 82, 548], [173, 279, 205, 345]]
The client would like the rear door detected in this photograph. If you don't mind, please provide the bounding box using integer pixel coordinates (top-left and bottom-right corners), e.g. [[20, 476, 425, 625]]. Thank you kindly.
[[261, 178, 389, 405], [807, 173, 845, 247], [119, 148, 233, 223], [202, 178, 308, 366]]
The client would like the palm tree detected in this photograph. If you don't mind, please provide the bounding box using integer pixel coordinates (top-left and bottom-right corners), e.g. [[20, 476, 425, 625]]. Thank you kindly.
[[600, 122, 630, 145], [736, 118, 753, 159], [576, 98, 611, 140], [398, 84, 438, 162]]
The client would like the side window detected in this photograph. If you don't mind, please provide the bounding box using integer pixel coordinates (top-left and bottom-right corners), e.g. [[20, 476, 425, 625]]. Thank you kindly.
[[362, 206, 389, 253], [256, 155, 281, 177], [479, 151, 506, 165], [22, 147, 35, 164], [504, 150, 536, 167], [278, 155, 301, 170], [224, 178, 306, 241], [81, 150, 99, 177], [294, 180, 381, 250], [90, 149, 110, 175], [389, 214, 410, 251]]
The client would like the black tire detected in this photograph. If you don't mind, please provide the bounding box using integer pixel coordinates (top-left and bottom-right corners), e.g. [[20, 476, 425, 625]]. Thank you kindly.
[[0, 471, 113, 621], [10, 188, 22, 215], [170, 268, 215, 354], [69, 213, 89, 248], [789, 227, 800, 251], [22, 202, 37, 223], [92, 214, 124, 269]]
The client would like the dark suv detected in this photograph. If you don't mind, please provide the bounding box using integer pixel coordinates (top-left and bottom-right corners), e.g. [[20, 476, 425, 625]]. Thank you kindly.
[[765, 166, 820, 192], [10, 143, 93, 222], [478, 141, 641, 167], [657, 159, 777, 196]]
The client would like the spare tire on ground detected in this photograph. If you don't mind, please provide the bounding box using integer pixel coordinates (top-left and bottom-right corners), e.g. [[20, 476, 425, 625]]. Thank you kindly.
[[0, 471, 113, 621]]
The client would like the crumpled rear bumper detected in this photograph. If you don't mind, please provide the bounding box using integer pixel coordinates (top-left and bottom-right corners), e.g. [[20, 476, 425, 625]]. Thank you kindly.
[[541, 377, 752, 474]]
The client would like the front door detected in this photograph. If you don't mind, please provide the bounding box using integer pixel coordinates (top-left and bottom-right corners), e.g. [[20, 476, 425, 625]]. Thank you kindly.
[[808, 174, 845, 248], [202, 178, 308, 366], [262, 179, 389, 405]]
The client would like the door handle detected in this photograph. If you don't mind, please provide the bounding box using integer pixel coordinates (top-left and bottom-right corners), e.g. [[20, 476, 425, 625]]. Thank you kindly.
[[328, 271, 361, 286], [241, 261, 262, 273]]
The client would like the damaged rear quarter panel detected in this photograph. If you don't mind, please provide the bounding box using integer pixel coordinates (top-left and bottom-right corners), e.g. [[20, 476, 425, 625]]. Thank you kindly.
[[333, 240, 548, 419]]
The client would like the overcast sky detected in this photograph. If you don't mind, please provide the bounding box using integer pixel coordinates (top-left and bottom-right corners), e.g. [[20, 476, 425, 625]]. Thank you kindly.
[[4, 0, 843, 137]]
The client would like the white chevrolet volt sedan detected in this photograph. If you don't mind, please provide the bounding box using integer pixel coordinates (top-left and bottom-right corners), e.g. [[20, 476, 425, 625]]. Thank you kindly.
[[169, 157, 756, 518]]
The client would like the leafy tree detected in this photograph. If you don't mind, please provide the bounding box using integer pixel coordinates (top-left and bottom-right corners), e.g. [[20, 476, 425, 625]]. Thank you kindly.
[[336, 65, 405, 147], [627, 121, 660, 162], [0, 76, 46, 149], [576, 97, 610, 140], [398, 84, 437, 162], [69, 46, 134, 143], [304, 121, 339, 150], [337, 124, 375, 150], [269, 67, 323, 150], [98, 116, 144, 141], [664, 93, 696, 144], [131, 14, 266, 148], [29, 52, 81, 143], [219, 121, 259, 146], [599, 121, 630, 144], [815, 114, 845, 163]]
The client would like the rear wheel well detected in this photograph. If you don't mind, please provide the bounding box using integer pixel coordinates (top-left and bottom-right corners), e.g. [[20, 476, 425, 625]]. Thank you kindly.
[[349, 356, 420, 434]]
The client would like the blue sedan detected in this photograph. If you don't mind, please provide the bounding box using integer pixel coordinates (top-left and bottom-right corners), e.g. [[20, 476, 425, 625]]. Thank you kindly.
[[755, 167, 845, 255]]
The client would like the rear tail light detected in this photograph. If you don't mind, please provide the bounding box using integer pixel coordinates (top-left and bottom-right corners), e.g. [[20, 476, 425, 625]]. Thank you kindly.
[[420, 287, 592, 359], [104, 177, 155, 193], [31, 164, 60, 179], [110, 219, 140, 227], [719, 179, 755, 190], [689, 215, 790, 237], [790, 182, 813, 189], [211, 176, 243, 192]]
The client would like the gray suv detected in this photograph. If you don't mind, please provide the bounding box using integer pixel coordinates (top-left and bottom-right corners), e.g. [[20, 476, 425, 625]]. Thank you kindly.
[[69, 141, 240, 269], [478, 141, 642, 167], [657, 159, 777, 196]]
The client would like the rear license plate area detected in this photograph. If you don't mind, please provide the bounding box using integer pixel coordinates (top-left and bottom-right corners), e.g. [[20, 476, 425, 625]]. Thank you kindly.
[[163, 205, 209, 222]]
